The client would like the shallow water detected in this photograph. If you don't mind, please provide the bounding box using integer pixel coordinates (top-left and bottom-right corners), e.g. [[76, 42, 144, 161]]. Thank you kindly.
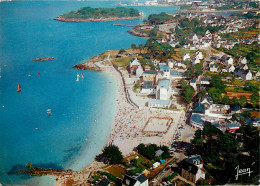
[[0, 1, 179, 185]]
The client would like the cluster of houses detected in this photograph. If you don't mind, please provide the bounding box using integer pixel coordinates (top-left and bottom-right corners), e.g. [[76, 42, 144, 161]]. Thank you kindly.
[[129, 58, 186, 108], [95, 173, 148, 186], [190, 94, 240, 133], [160, 13, 259, 50], [208, 54, 254, 80]]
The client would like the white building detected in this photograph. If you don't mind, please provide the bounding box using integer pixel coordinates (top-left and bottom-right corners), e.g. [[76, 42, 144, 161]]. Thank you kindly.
[[227, 65, 235, 73], [209, 64, 218, 72], [195, 51, 203, 60], [156, 79, 172, 100], [130, 58, 140, 68], [135, 65, 144, 78], [182, 53, 191, 61], [239, 56, 247, 64], [192, 58, 200, 65], [190, 78, 197, 91]]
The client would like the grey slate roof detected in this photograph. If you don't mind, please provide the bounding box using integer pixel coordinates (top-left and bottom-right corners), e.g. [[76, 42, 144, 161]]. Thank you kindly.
[[96, 178, 110, 186], [122, 174, 147, 185], [178, 159, 198, 175], [136, 174, 148, 183], [186, 155, 203, 165], [143, 70, 158, 75], [191, 114, 204, 125], [193, 103, 205, 114]]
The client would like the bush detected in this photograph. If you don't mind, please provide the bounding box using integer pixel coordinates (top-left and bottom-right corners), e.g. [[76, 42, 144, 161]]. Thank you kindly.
[[96, 145, 123, 164], [98, 171, 118, 182], [118, 49, 126, 54], [166, 172, 178, 181]]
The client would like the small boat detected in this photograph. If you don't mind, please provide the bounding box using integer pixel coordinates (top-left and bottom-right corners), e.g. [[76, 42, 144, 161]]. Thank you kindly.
[[76, 73, 80, 81], [17, 84, 21, 92], [47, 109, 52, 115], [28, 74, 32, 77], [81, 74, 84, 79], [37, 72, 40, 76]]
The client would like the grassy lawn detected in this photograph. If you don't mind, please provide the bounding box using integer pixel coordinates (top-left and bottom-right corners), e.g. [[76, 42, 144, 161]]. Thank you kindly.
[[113, 57, 132, 67], [173, 48, 196, 61], [217, 43, 260, 71], [113, 56, 143, 67], [225, 87, 251, 93], [104, 165, 126, 179], [220, 29, 259, 39]]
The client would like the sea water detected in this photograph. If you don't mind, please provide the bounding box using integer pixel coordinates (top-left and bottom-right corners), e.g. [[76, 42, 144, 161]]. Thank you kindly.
[[0, 1, 179, 185]]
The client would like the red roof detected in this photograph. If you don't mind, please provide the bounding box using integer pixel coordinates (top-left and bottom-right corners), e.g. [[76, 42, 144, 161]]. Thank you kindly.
[[144, 65, 151, 70], [131, 65, 138, 70], [226, 92, 252, 99]]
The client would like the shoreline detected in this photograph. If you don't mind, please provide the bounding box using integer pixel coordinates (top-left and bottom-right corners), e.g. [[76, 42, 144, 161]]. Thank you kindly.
[[182, 8, 259, 13], [54, 15, 142, 23], [54, 51, 185, 185]]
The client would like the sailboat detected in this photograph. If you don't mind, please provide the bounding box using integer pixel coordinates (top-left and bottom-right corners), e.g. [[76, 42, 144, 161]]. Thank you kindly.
[[47, 109, 52, 115], [17, 84, 21, 92], [76, 73, 80, 81], [81, 74, 84, 79]]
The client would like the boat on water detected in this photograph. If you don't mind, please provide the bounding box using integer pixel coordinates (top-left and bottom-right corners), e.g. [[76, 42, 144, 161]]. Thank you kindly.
[[81, 74, 84, 79], [17, 84, 21, 92], [32, 57, 55, 61], [76, 73, 80, 81], [47, 109, 52, 115]]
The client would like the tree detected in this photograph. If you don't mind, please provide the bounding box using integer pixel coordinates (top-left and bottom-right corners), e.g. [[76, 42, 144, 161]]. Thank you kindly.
[[217, 134, 239, 164], [147, 12, 174, 25], [182, 85, 194, 103], [131, 43, 137, 51], [185, 64, 203, 78], [208, 87, 222, 103], [244, 82, 259, 93], [210, 75, 226, 92], [222, 96, 230, 105], [238, 96, 247, 108], [161, 145, 170, 159], [180, 80, 187, 89], [26, 162, 33, 168], [232, 97, 239, 104], [138, 44, 143, 54], [149, 26, 158, 38], [118, 49, 126, 54], [102, 145, 123, 164], [250, 93, 259, 108]]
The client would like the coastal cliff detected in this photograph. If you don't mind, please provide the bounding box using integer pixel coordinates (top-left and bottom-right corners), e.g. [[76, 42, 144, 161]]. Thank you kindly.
[[55, 15, 141, 22], [73, 62, 101, 71]]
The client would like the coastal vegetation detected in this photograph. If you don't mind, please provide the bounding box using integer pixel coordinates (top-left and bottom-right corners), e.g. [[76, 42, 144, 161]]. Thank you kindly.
[[175, 18, 223, 45], [95, 145, 123, 164], [182, 85, 195, 104], [136, 143, 170, 161], [233, 12, 260, 19], [191, 124, 259, 184], [217, 42, 260, 71], [220, 28, 259, 39], [146, 12, 174, 25], [63, 7, 140, 19]]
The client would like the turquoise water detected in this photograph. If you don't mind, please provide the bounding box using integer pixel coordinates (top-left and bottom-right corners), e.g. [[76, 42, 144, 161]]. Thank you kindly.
[[0, 1, 179, 185]]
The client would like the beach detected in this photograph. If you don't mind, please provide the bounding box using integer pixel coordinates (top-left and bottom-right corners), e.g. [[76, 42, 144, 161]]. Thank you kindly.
[[54, 54, 186, 185]]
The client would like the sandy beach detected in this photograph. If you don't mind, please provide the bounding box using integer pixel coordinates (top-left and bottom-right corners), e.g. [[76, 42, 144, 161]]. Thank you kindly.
[[55, 57, 186, 185]]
